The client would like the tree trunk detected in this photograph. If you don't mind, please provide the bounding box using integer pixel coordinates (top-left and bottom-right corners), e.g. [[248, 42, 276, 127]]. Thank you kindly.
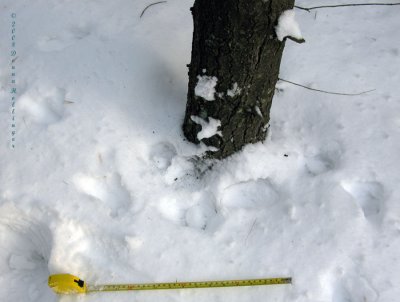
[[182, 0, 294, 159]]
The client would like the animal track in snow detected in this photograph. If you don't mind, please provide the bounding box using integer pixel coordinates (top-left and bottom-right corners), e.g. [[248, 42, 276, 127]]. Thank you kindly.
[[73, 172, 132, 217], [185, 192, 217, 230], [37, 24, 93, 52], [18, 87, 66, 125], [157, 194, 186, 225], [164, 156, 199, 186], [148, 141, 177, 170], [0, 206, 53, 301], [331, 274, 378, 302], [341, 180, 384, 220], [302, 142, 343, 176], [305, 153, 337, 175], [156, 191, 217, 230], [304, 147, 342, 176]]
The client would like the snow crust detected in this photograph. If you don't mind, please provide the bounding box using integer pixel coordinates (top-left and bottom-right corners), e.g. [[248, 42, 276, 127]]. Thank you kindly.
[[191, 115, 222, 140], [275, 9, 303, 42], [195, 75, 218, 101], [0, 1, 400, 302]]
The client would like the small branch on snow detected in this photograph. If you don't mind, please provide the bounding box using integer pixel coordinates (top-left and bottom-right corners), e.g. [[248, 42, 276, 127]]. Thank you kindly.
[[140, 1, 167, 18], [278, 78, 375, 96], [245, 219, 257, 245], [295, 2, 400, 12]]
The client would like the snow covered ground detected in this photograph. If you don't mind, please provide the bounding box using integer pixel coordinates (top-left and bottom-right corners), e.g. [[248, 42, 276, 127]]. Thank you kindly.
[[1, 0, 400, 301]]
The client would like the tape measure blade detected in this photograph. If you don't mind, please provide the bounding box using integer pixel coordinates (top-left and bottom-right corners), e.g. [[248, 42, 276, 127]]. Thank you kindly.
[[88, 277, 291, 292]]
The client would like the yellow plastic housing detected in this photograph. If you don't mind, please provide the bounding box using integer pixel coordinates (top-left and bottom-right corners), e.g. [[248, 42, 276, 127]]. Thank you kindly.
[[48, 274, 87, 294]]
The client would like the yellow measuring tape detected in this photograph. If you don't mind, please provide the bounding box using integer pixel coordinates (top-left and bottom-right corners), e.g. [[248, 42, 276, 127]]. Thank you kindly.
[[48, 274, 292, 294]]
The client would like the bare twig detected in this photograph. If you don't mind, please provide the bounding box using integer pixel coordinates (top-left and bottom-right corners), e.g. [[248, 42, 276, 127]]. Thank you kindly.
[[295, 2, 400, 12], [245, 219, 257, 245], [140, 1, 167, 18], [278, 78, 375, 96]]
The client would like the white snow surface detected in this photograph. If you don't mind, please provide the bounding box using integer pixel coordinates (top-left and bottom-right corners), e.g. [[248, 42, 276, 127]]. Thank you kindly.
[[275, 9, 303, 42], [1, 1, 400, 302], [195, 75, 218, 101], [191, 116, 222, 140]]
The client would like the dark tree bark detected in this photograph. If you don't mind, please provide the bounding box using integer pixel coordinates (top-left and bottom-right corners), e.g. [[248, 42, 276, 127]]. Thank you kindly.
[[182, 0, 295, 159]]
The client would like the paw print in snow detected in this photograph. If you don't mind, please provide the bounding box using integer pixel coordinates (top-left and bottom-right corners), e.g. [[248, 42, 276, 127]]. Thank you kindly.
[[341, 180, 384, 221], [18, 87, 66, 125]]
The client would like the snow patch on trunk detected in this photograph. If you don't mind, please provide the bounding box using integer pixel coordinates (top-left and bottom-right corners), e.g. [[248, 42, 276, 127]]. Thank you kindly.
[[195, 75, 218, 101], [255, 106, 263, 117], [191, 116, 222, 140], [227, 82, 241, 97], [275, 9, 303, 42]]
